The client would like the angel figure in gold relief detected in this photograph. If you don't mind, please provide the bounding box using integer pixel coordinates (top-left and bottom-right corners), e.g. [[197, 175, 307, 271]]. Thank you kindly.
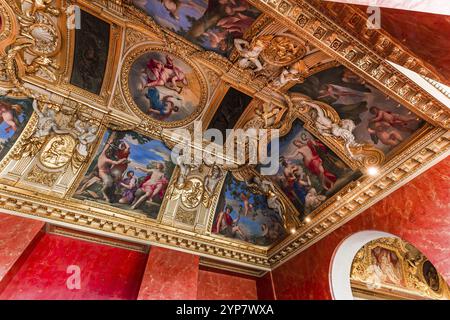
[[13, 100, 70, 160], [32, 100, 69, 138], [71, 119, 99, 170]]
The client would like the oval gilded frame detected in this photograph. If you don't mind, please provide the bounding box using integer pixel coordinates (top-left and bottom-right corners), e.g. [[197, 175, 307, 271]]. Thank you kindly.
[[120, 45, 208, 128]]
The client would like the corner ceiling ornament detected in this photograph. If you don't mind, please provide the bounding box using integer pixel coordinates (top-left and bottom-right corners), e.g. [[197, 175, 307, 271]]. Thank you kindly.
[[246, 0, 450, 129], [12, 100, 99, 171], [0, 0, 448, 273]]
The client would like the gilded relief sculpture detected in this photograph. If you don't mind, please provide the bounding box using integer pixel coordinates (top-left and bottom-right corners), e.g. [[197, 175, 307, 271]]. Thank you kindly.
[[201, 165, 223, 208], [13, 100, 68, 160]]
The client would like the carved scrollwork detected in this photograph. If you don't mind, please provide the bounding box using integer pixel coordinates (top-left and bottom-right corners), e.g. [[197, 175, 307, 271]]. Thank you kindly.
[[25, 165, 59, 187], [175, 208, 197, 225], [180, 177, 204, 209]]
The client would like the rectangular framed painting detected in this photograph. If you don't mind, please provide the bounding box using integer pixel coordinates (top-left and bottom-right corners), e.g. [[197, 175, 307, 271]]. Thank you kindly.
[[74, 129, 175, 219]]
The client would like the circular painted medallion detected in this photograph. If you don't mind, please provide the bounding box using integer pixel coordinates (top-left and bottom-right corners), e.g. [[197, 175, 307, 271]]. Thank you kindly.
[[122, 47, 206, 126]]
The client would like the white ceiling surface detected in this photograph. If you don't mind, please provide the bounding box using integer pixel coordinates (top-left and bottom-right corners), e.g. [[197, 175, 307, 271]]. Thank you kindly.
[[322, 0, 450, 15]]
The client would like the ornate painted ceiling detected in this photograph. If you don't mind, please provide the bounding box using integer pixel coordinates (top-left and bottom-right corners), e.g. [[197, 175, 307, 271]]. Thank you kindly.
[[0, 0, 449, 274]]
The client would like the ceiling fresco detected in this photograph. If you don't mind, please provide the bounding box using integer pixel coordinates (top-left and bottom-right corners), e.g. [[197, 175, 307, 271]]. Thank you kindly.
[[0, 96, 33, 161], [212, 172, 286, 246], [73, 129, 175, 219], [0, 0, 449, 273], [266, 119, 362, 218], [127, 49, 204, 123]]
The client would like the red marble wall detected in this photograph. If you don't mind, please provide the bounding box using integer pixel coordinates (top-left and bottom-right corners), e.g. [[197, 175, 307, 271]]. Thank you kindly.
[[138, 246, 199, 300], [0, 214, 44, 292], [197, 267, 258, 300], [0, 233, 147, 300], [270, 156, 450, 299], [380, 8, 450, 85]]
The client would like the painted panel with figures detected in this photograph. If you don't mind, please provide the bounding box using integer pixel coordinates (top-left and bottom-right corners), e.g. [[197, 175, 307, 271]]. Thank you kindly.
[[0, 95, 34, 161], [127, 50, 202, 123], [74, 130, 175, 219], [212, 173, 286, 246], [290, 66, 424, 154], [70, 10, 110, 95], [265, 119, 361, 217], [131, 0, 260, 56]]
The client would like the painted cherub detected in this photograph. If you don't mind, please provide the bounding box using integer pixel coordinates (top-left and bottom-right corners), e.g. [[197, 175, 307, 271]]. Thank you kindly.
[[159, 0, 205, 21]]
